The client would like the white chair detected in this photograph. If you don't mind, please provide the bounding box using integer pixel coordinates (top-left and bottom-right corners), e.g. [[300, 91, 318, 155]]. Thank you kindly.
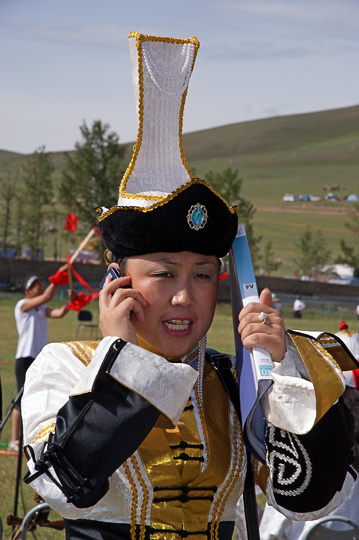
[[302, 516, 359, 540]]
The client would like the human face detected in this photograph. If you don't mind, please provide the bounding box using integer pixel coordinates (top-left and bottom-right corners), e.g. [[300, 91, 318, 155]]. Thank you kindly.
[[126, 251, 220, 357], [26, 280, 44, 298]]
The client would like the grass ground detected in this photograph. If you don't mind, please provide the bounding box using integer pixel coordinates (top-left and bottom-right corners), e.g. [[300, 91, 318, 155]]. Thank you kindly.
[[0, 293, 81, 540], [0, 292, 358, 538], [2, 106, 359, 277], [252, 206, 355, 275]]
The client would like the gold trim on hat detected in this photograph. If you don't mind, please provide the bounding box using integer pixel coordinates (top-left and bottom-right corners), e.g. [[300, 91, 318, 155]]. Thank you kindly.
[[98, 178, 238, 221]]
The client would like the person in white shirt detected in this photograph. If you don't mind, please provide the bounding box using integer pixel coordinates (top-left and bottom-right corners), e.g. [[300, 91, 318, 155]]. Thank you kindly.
[[9, 267, 73, 452], [293, 295, 306, 318]]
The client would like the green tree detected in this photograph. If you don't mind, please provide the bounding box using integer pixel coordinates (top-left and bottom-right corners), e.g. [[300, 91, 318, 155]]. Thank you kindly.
[[59, 120, 127, 234], [345, 200, 359, 237], [261, 240, 282, 276], [14, 190, 26, 257], [336, 240, 359, 278], [294, 227, 331, 279], [0, 168, 18, 257], [336, 201, 359, 277], [22, 146, 54, 260], [204, 167, 261, 266]]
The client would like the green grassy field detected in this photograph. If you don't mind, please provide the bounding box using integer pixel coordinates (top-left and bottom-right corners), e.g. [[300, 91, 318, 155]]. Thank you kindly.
[[1, 106, 359, 276], [252, 208, 354, 275], [1, 291, 358, 538], [185, 107, 359, 276]]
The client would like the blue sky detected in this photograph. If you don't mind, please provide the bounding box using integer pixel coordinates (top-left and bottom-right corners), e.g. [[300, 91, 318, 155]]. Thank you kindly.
[[1, 0, 358, 154]]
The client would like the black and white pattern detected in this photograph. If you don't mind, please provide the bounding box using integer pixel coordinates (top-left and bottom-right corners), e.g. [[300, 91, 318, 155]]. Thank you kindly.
[[266, 425, 312, 497], [265, 400, 355, 513]]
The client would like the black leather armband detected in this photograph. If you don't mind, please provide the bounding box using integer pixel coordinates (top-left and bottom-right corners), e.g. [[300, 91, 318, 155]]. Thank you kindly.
[[24, 338, 161, 508], [266, 398, 355, 513]]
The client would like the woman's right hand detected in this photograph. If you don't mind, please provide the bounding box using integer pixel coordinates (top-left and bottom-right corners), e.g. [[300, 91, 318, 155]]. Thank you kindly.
[[99, 270, 148, 345]]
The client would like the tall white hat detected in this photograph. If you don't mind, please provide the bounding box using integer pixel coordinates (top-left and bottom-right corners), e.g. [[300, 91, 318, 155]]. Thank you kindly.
[[98, 32, 238, 260]]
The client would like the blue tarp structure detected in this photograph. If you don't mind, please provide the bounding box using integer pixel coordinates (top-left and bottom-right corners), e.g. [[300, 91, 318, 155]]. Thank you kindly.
[[0, 249, 16, 258]]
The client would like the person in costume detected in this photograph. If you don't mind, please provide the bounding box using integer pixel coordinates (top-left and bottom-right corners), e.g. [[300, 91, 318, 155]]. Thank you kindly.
[[21, 33, 357, 540], [336, 320, 359, 361], [334, 319, 359, 496], [9, 266, 74, 452]]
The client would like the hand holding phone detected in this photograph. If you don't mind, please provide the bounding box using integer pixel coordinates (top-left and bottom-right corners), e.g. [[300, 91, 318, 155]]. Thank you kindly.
[[99, 267, 147, 345], [100, 267, 122, 290]]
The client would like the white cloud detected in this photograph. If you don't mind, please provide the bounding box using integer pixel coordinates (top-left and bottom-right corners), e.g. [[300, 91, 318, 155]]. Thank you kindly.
[[0, 0, 358, 153]]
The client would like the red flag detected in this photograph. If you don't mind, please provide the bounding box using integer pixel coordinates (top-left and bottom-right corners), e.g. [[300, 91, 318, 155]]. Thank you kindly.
[[67, 291, 99, 311], [64, 212, 78, 233], [66, 254, 97, 292], [48, 269, 69, 286], [92, 227, 102, 240]]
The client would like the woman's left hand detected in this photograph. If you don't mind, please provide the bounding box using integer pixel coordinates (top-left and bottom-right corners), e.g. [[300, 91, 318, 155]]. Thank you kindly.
[[238, 288, 286, 362]]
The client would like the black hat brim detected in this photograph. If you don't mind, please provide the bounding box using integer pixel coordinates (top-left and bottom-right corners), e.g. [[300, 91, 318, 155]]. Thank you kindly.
[[98, 180, 238, 259]]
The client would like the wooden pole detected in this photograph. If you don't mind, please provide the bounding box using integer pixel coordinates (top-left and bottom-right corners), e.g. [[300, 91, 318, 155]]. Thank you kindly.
[[67, 266, 73, 290], [69, 228, 96, 264]]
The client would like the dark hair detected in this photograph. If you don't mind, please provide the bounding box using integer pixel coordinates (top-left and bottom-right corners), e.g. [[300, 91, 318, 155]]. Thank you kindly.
[[116, 255, 221, 276], [23, 275, 42, 293], [119, 258, 128, 276]]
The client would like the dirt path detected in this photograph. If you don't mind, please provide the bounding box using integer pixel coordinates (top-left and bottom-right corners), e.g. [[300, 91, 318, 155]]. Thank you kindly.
[[255, 204, 349, 215]]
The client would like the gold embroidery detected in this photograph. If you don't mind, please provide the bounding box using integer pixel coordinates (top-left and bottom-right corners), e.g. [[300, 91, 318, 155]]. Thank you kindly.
[[98, 178, 237, 221], [136, 360, 235, 538], [340, 329, 356, 338], [312, 339, 341, 373], [211, 413, 244, 540], [33, 341, 101, 444], [119, 33, 144, 198], [63, 340, 100, 366], [130, 455, 149, 540], [183, 349, 199, 365], [289, 333, 345, 422], [128, 32, 199, 46], [123, 460, 138, 540], [33, 423, 56, 443], [192, 383, 210, 457], [318, 333, 358, 371]]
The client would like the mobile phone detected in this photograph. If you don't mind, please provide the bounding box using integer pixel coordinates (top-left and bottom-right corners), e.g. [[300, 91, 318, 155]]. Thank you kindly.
[[100, 267, 122, 290]]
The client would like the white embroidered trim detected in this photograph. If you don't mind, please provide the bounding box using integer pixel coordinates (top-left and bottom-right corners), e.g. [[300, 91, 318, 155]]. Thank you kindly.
[[267, 425, 312, 497]]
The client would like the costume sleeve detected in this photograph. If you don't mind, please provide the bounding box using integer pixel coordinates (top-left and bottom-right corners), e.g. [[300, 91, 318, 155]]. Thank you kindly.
[[258, 332, 356, 520], [261, 332, 347, 434], [22, 337, 198, 509]]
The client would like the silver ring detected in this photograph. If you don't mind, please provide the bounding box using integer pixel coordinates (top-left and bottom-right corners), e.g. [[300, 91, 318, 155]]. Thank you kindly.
[[258, 311, 268, 324]]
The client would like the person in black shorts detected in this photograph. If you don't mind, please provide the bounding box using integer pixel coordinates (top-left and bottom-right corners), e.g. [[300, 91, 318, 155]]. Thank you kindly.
[[9, 269, 73, 452]]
